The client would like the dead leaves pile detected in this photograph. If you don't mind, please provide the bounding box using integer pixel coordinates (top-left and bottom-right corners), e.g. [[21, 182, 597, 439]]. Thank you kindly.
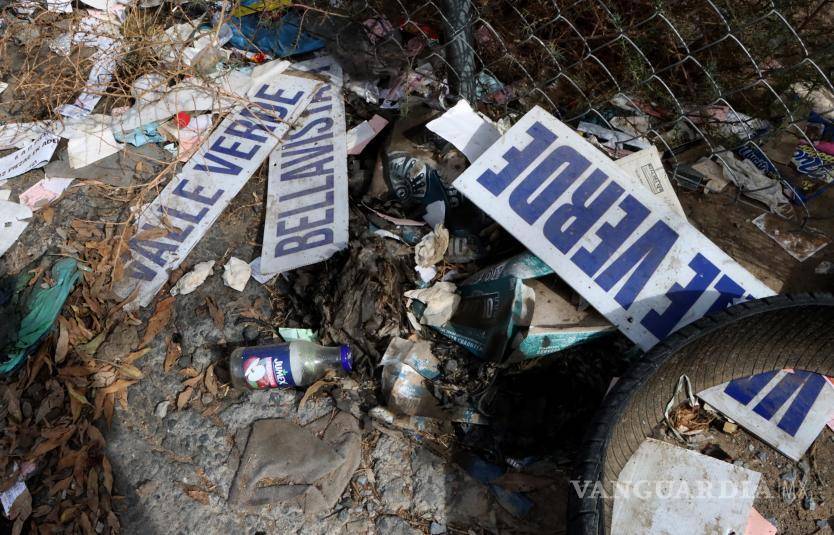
[[0, 219, 153, 534]]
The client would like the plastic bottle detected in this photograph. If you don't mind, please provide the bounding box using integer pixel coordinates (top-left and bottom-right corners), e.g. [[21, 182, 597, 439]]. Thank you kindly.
[[229, 341, 352, 390]]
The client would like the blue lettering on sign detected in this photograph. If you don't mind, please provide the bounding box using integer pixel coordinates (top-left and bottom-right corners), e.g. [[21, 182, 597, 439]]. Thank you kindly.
[[508, 144, 591, 224], [573, 195, 649, 276], [594, 221, 679, 309], [125, 261, 157, 281], [477, 122, 557, 196], [724, 370, 827, 436], [640, 253, 720, 340], [173, 180, 224, 206], [543, 169, 623, 253], [706, 275, 747, 314]]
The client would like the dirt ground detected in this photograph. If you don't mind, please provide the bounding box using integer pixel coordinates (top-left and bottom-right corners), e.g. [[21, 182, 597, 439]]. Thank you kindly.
[[656, 407, 834, 534]]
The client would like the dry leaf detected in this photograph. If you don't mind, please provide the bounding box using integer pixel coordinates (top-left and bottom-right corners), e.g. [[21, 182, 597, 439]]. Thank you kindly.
[[181, 372, 204, 389], [66, 383, 90, 406], [49, 477, 72, 497], [55, 317, 70, 364], [178, 367, 199, 378], [86, 424, 106, 448], [205, 296, 224, 330], [102, 456, 113, 494], [141, 296, 176, 348], [176, 387, 193, 410], [163, 338, 182, 372], [133, 227, 169, 241], [298, 370, 336, 413], [41, 206, 54, 225], [28, 427, 74, 459], [118, 363, 144, 380], [79, 511, 94, 535], [100, 379, 136, 395], [204, 364, 218, 396], [103, 393, 115, 428], [123, 347, 150, 364]]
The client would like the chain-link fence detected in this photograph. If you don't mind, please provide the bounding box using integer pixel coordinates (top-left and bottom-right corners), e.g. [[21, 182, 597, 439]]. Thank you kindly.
[[313, 0, 834, 224]]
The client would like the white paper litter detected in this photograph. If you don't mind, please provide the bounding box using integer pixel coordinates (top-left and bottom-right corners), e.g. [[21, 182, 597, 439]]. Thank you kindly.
[[346, 114, 388, 155], [170, 260, 214, 296], [612, 439, 760, 535], [68, 127, 123, 169], [426, 100, 502, 162], [19, 178, 74, 210], [404, 282, 461, 327], [0, 82, 7, 95], [615, 146, 685, 217], [0, 199, 33, 258], [414, 224, 449, 267], [0, 133, 59, 183], [222, 257, 251, 292], [578, 121, 651, 150], [0, 481, 26, 515]]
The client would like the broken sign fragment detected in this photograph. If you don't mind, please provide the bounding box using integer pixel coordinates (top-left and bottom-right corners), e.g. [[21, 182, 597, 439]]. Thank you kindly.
[[613, 439, 760, 534], [615, 146, 684, 217], [260, 56, 349, 276], [698, 369, 834, 461], [452, 106, 774, 350], [114, 73, 320, 307]]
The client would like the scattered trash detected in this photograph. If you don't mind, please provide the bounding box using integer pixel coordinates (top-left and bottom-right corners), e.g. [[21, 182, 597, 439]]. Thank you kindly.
[[222, 257, 251, 291], [718, 152, 790, 212], [347, 114, 389, 155], [228, 413, 361, 516], [404, 281, 460, 327], [0, 258, 80, 374], [751, 213, 829, 262], [229, 340, 351, 389], [816, 261, 833, 274], [277, 327, 318, 343], [613, 439, 761, 534], [170, 260, 215, 297], [413, 224, 449, 282], [698, 370, 834, 460], [19, 178, 74, 211], [615, 146, 685, 217], [452, 106, 774, 350], [426, 100, 502, 162], [455, 452, 534, 518], [0, 196, 32, 257], [0, 134, 59, 182]]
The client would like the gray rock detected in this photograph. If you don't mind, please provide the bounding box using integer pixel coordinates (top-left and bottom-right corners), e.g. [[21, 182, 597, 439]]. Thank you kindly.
[[780, 469, 797, 482], [755, 451, 767, 463], [430, 521, 447, 534], [154, 400, 171, 419], [803, 495, 816, 511], [375, 516, 421, 535]]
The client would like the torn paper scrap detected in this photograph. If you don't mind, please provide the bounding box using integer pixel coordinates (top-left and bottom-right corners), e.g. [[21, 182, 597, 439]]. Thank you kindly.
[[0, 199, 32, 258], [752, 213, 829, 262], [223, 257, 251, 292], [249, 256, 280, 285], [0, 133, 59, 183], [404, 282, 460, 327], [68, 128, 123, 169], [0, 122, 54, 151], [612, 439, 760, 535], [346, 114, 388, 155], [745, 508, 777, 535], [260, 56, 349, 275], [113, 73, 320, 307], [699, 370, 834, 461], [452, 106, 774, 350], [19, 178, 74, 211], [0, 82, 7, 95], [426, 100, 501, 162], [615, 146, 685, 217], [578, 121, 651, 150], [170, 260, 214, 296]]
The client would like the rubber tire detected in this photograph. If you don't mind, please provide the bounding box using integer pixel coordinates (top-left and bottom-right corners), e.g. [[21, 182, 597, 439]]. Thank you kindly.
[[568, 294, 834, 535]]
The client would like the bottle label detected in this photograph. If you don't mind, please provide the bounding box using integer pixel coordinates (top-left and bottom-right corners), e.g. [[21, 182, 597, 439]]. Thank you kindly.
[[239, 345, 295, 389]]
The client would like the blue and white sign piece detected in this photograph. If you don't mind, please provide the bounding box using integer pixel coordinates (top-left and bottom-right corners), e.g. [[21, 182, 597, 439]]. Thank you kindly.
[[260, 56, 349, 275], [452, 107, 775, 350], [115, 73, 320, 306], [699, 370, 834, 461]]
